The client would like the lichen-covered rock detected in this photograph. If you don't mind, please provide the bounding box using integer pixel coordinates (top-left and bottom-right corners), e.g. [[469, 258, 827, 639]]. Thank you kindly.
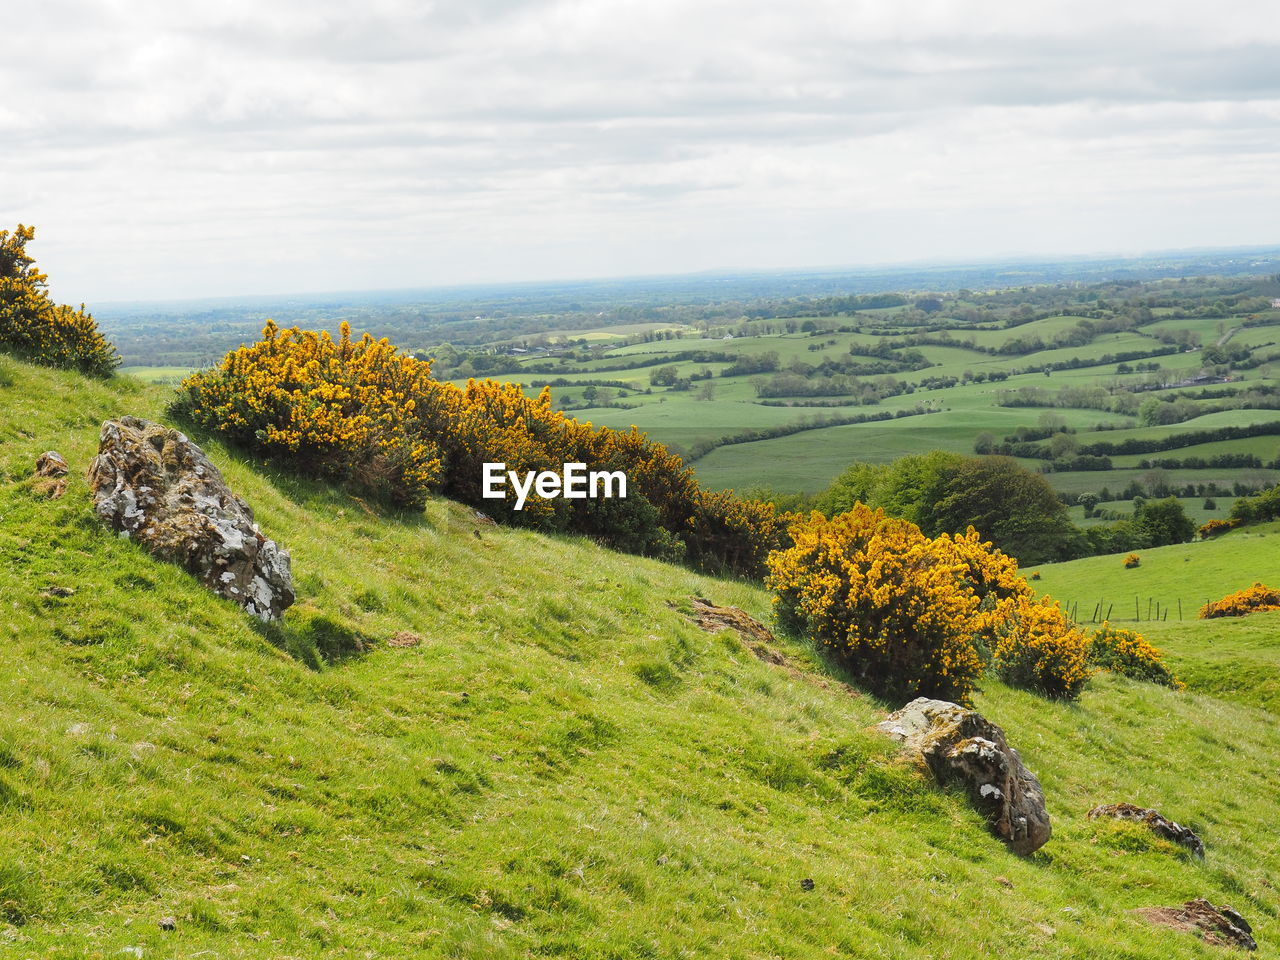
[[1135, 899, 1256, 950], [36, 450, 68, 477], [34, 450, 69, 498], [1088, 802, 1205, 858], [88, 416, 294, 621], [876, 697, 1051, 855]]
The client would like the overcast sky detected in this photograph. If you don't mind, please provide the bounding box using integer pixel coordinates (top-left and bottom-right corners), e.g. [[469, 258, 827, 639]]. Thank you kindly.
[[3, 0, 1279, 303]]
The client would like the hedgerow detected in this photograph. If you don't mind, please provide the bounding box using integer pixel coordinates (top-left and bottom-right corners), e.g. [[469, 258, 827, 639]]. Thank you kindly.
[[766, 508, 1089, 703], [179, 321, 783, 576], [0, 225, 118, 377]]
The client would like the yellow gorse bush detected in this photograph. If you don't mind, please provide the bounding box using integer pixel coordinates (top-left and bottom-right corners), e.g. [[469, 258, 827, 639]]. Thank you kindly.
[[1200, 583, 1280, 619], [181, 321, 444, 508], [990, 596, 1091, 700], [180, 322, 787, 575], [0, 225, 118, 377], [767, 507, 1089, 703], [1197, 518, 1238, 539], [1087, 623, 1183, 689]]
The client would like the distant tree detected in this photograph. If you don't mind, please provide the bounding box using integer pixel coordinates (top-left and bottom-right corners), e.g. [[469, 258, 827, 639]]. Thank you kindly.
[[1137, 497, 1196, 546], [1203, 497, 1217, 510], [1078, 492, 1101, 517], [1037, 411, 1067, 432], [1048, 432, 1079, 460], [649, 365, 679, 387], [973, 431, 997, 455], [929, 456, 1083, 564]]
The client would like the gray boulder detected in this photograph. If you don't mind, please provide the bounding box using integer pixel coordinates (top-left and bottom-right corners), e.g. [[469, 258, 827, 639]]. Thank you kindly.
[[876, 697, 1051, 856], [88, 416, 294, 621]]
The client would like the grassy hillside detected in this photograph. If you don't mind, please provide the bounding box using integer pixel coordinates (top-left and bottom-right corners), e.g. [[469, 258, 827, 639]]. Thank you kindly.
[[3, 356, 1279, 958], [1026, 522, 1280, 623]]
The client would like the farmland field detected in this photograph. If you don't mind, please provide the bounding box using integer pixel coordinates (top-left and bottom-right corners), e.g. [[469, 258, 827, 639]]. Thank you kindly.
[[109, 269, 1280, 520]]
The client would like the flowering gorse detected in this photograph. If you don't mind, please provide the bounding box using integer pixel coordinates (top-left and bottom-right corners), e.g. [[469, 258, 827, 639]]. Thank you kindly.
[[767, 507, 1090, 703], [989, 596, 1091, 700], [0, 225, 118, 377], [180, 322, 787, 575], [1087, 623, 1183, 689], [1197, 518, 1238, 539], [180, 321, 444, 508], [1200, 583, 1280, 619]]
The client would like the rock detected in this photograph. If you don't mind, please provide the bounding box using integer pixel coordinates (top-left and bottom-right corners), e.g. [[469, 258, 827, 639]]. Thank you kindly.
[[876, 697, 1051, 856], [34, 450, 69, 498], [1088, 802, 1205, 858], [36, 450, 68, 476], [157, 916, 177, 931], [684, 596, 784, 663], [1134, 898, 1256, 950], [800, 878, 815, 891], [88, 417, 294, 621], [387, 630, 423, 648], [688, 597, 774, 644]]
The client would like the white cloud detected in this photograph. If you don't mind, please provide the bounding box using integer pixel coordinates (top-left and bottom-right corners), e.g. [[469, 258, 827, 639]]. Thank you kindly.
[[2, 0, 1278, 301]]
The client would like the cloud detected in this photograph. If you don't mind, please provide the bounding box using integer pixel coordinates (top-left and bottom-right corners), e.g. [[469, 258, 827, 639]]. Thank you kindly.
[[1, 0, 1277, 301]]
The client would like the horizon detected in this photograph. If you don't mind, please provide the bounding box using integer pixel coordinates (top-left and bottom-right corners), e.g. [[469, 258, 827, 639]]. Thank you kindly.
[[86, 242, 1280, 314]]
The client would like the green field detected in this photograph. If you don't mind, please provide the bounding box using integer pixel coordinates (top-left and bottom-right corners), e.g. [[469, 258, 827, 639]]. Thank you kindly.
[[1026, 521, 1280, 624], [118, 365, 196, 384], [4, 355, 1280, 957], [467, 292, 1280, 502]]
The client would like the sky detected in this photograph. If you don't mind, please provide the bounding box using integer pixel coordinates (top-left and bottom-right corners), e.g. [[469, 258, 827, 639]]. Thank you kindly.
[[3, 0, 1279, 303]]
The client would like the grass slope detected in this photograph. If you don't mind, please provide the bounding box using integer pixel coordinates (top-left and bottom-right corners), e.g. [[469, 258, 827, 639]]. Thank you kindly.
[[1, 356, 1279, 958], [1026, 522, 1280, 623]]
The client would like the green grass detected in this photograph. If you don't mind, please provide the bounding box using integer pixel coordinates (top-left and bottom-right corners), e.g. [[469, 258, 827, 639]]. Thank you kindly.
[[117, 364, 197, 383], [1025, 521, 1280, 623], [2, 357, 1280, 957]]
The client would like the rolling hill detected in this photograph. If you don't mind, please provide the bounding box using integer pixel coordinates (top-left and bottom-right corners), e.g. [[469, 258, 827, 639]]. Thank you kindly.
[[2, 355, 1279, 957]]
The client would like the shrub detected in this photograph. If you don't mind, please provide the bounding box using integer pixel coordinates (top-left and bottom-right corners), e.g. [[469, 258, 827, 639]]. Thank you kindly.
[[181, 322, 781, 576], [938, 526, 1033, 658], [684, 489, 791, 578], [1230, 484, 1280, 525], [178, 321, 444, 509], [1087, 623, 1183, 689], [1200, 583, 1280, 619], [768, 512, 1092, 703], [0, 225, 118, 377], [1198, 518, 1239, 539], [768, 507, 983, 703], [1123, 553, 1141, 568], [989, 597, 1092, 700]]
